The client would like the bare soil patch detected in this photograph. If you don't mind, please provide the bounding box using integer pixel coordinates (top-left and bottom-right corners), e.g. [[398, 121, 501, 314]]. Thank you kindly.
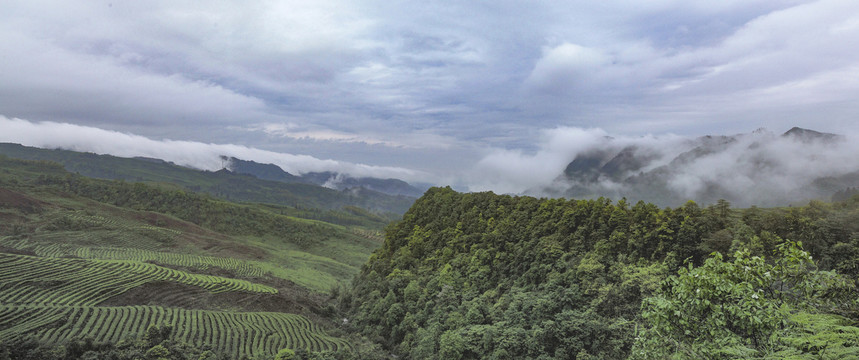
[[0, 187, 47, 213]]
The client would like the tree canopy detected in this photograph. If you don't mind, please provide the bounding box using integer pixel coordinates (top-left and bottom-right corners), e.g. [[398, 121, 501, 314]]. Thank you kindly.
[[343, 187, 859, 359]]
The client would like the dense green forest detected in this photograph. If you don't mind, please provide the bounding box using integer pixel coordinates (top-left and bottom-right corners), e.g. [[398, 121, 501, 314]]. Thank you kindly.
[[342, 187, 859, 359]]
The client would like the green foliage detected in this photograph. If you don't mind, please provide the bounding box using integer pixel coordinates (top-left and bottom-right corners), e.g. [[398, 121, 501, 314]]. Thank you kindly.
[[632, 242, 857, 359], [0, 156, 375, 359], [345, 187, 859, 359], [0, 325, 226, 360], [0, 253, 276, 310], [275, 348, 296, 360], [146, 344, 171, 359], [35, 172, 338, 246], [0, 305, 351, 359], [0, 143, 413, 219], [345, 188, 690, 358], [0, 154, 385, 291], [767, 312, 859, 359], [7, 151, 859, 360], [144, 324, 172, 347], [0, 152, 394, 248]]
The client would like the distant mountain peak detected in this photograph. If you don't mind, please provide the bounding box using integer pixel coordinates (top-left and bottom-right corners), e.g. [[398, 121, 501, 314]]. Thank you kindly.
[[301, 171, 425, 197], [782, 127, 841, 142], [549, 127, 856, 207], [219, 156, 425, 197], [752, 127, 773, 136], [219, 156, 301, 182]]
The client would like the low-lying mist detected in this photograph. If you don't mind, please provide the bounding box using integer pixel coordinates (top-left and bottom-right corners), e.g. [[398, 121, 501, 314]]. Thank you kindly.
[[471, 127, 859, 208], [0, 116, 425, 182], [3, 116, 856, 208]]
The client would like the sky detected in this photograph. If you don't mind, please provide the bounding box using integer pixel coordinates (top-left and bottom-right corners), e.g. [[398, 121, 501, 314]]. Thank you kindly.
[[2, 0, 859, 194]]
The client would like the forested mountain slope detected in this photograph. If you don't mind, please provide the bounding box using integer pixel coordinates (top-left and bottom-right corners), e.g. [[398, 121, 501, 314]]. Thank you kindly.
[[343, 187, 859, 359], [0, 143, 416, 218]]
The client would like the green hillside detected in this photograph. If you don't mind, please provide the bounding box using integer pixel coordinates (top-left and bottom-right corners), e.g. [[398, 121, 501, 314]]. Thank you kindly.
[[0, 156, 384, 359], [4, 152, 859, 359], [343, 187, 859, 359], [0, 143, 415, 223]]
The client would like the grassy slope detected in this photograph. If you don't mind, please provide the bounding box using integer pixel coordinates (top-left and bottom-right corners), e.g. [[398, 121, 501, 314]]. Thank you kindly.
[[0, 156, 386, 357], [0, 156, 383, 291]]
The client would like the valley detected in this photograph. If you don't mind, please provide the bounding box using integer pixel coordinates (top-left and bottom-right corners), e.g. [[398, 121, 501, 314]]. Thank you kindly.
[[4, 2, 858, 358], [1, 145, 858, 359]]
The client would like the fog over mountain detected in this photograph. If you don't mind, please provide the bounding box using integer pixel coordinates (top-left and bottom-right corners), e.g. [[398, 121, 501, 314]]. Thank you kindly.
[[3, 1, 859, 178], [0, 116, 427, 183], [223, 156, 426, 197], [522, 127, 859, 207], [2, 116, 857, 207]]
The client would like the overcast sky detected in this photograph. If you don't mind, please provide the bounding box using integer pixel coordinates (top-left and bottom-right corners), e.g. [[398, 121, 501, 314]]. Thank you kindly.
[[2, 0, 859, 191]]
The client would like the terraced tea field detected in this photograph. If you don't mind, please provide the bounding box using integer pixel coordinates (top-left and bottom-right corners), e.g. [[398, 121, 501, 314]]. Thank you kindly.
[[0, 239, 271, 279], [0, 157, 382, 357], [0, 203, 380, 293], [0, 250, 352, 357], [0, 244, 352, 358], [0, 252, 344, 357], [0, 305, 351, 358], [0, 253, 276, 304]]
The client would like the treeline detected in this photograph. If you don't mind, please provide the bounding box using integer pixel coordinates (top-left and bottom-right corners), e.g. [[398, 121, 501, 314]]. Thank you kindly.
[[833, 187, 859, 203], [341, 187, 859, 359], [0, 153, 396, 230], [0, 154, 346, 248], [270, 204, 398, 229], [0, 144, 416, 216], [33, 172, 343, 247]]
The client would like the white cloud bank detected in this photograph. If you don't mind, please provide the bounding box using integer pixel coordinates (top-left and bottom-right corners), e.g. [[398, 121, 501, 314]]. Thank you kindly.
[[470, 126, 859, 207], [0, 116, 427, 182], [3, 116, 857, 207], [467, 127, 688, 194]]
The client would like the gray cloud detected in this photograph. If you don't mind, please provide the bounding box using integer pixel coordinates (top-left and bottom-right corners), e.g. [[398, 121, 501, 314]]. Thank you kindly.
[[467, 127, 689, 194], [3, 116, 858, 208], [1, 0, 858, 181], [471, 125, 859, 207]]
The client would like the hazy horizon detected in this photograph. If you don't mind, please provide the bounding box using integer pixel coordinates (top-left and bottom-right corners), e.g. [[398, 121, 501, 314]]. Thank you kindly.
[[3, 116, 858, 208]]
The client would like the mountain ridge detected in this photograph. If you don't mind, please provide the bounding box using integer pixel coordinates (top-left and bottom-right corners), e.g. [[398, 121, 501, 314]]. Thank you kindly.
[[0, 143, 416, 221], [222, 156, 426, 197], [544, 127, 856, 207]]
